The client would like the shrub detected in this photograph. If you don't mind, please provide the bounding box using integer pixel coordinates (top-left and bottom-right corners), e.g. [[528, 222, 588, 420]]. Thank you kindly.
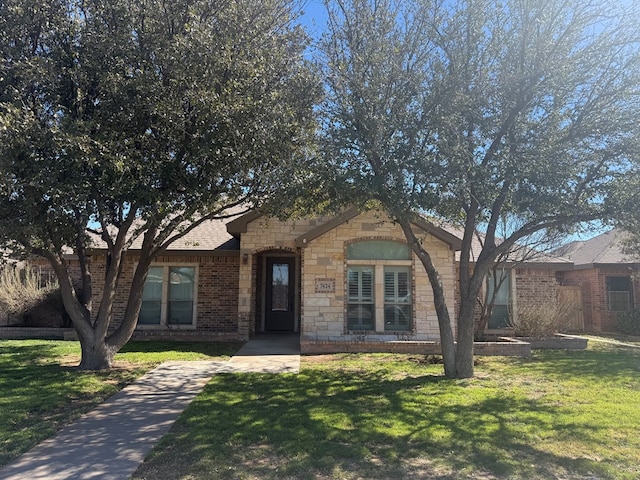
[[510, 301, 571, 338], [0, 263, 62, 325], [616, 309, 640, 336]]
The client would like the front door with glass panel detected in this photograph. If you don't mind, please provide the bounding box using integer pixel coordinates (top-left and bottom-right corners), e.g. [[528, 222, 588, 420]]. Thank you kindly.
[[265, 257, 296, 331]]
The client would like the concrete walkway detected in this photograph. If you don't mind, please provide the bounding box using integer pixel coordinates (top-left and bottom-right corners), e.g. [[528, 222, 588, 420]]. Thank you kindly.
[[0, 335, 300, 480], [225, 333, 301, 373]]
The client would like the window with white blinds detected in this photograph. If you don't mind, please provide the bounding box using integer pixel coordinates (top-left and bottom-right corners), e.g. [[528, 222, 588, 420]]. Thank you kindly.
[[345, 240, 413, 333], [347, 266, 375, 330], [383, 267, 412, 331]]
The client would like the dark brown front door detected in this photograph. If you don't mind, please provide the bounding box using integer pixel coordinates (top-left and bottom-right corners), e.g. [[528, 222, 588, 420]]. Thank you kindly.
[[265, 257, 296, 331]]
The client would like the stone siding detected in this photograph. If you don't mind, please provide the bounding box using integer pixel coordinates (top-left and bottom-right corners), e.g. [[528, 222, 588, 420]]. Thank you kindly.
[[237, 216, 325, 334], [238, 211, 457, 342], [300, 211, 456, 342]]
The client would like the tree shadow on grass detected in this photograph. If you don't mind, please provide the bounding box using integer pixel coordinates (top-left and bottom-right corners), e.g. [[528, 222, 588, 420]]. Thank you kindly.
[[137, 369, 615, 480], [0, 340, 69, 366], [118, 340, 243, 357], [0, 341, 143, 466]]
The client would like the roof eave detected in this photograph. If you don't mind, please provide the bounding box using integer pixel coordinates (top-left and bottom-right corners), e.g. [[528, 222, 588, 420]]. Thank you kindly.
[[410, 217, 462, 251], [294, 209, 463, 250], [226, 211, 263, 236], [294, 207, 361, 247]]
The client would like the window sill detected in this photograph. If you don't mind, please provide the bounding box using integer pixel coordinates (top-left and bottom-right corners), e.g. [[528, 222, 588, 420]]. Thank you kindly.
[[136, 324, 197, 330], [485, 328, 515, 334], [347, 330, 414, 335]]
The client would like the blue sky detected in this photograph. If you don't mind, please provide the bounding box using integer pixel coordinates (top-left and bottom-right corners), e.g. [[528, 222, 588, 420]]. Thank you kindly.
[[299, 0, 328, 39]]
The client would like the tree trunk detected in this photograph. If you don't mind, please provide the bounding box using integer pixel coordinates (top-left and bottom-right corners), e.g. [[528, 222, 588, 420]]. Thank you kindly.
[[456, 263, 488, 378], [398, 220, 458, 378], [106, 249, 154, 349], [78, 331, 117, 370], [474, 313, 489, 341], [455, 296, 476, 378], [44, 248, 126, 370]]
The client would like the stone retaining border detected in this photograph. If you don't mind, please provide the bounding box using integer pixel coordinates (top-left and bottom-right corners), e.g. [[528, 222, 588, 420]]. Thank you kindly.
[[0, 327, 240, 342], [1, 328, 587, 356], [517, 334, 588, 350], [300, 336, 532, 357]]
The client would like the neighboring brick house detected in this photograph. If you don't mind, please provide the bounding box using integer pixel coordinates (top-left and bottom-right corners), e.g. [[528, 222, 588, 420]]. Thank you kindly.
[[478, 262, 574, 335], [555, 229, 640, 332]]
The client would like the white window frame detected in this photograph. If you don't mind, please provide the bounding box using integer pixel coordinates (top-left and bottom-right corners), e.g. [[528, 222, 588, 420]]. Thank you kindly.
[[606, 276, 633, 312], [346, 266, 375, 331], [383, 266, 412, 332], [137, 263, 198, 329], [346, 255, 414, 333]]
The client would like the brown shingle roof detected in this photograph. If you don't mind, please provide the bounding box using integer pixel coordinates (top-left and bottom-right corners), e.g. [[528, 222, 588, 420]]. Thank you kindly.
[[554, 229, 636, 266], [88, 211, 243, 253], [438, 224, 571, 265], [159, 217, 240, 251]]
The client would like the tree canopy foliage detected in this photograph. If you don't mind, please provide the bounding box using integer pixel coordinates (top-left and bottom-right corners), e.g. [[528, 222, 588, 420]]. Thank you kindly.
[[318, 0, 640, 377], [612, 165, 640, 258], [0, 0, 319, 368]]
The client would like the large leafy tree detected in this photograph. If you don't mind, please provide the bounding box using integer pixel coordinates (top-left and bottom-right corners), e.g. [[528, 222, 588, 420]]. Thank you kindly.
[[612, 166, 640, 257], [0, 0, 319, 369], [319, 0, 640, 378]]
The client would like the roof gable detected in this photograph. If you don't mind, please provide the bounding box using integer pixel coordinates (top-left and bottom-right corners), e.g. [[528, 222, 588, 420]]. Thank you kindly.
[[226, 208, 463, 249], [555, 229, 637, 266], [285, 208, 462, 249], [228, 208, 462, 250]]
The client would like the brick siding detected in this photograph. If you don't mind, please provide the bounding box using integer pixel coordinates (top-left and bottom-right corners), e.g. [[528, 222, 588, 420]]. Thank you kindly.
[[32, 252, 240, 340], [90, 253, 241, 337], [559, 266, 640, 332], [514, 267, 560, 312]]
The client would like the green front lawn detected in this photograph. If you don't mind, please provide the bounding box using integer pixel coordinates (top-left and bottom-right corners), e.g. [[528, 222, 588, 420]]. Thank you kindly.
[[135, 343, 640, 480], [2, 339, 639, 479], [0, 339, 240, 466]]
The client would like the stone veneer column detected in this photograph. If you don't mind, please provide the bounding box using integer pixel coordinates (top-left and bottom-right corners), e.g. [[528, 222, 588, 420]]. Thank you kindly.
[[237, 248, 254, 340]]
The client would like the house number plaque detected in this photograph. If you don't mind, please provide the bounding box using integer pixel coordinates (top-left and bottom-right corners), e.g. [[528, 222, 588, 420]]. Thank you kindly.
[[315, 278, 336, 293]]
